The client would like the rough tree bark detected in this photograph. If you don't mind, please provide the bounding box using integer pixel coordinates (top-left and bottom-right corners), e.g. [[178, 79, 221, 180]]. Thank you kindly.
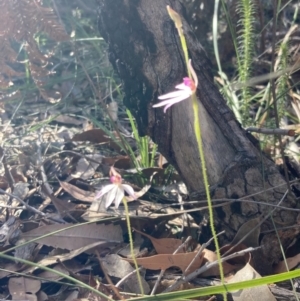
[[96, 0, 299, 274]]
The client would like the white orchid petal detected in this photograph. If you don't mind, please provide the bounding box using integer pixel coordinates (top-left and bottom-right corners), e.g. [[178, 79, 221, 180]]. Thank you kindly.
[[95, 184, 115, 199], [163, 94, 190, 105], [157, 90, 188, 100], [154, 94, 190, 109], [163, 102, 175, 113], [163, 94, 192, 112], [104, 186, 118, 208], [114, 187, 125, 208], [122, 184, 136, 199]]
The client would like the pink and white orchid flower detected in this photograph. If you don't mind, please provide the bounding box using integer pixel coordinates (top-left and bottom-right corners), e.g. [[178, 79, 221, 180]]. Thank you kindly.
[[95, 167, 136, 209], [153, 60, 198, 113]]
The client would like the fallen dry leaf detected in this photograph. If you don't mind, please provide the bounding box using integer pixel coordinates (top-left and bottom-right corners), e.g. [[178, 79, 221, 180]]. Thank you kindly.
[[72, 129, 121, 151], [220, 243, 251, 265], [273, 253, 300, 274], [231, 217, 260, 248], [228, 263, 276, 301], [62, 289, 79, 301], [37, 260, 90, 282], [21, 223, 123, 250], [59, 180, 95, 203], [102, 155, 131, 169], [200, 248, 237, 277], [125, 251, 204, 274], [9, 277, 41, 301], [22, 241, 108, 274], [54, 114, 83, 125], [102, 254, 150, 294], [0, 263, 21, 279], [48, 194, 78, 219], [71, 154, 103, 180], [36, 290, 48, 301], [134, 228, 184, 254]]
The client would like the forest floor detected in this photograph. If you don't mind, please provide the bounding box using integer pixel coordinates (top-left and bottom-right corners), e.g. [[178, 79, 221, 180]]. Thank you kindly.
[[0, 0, 300, 300]]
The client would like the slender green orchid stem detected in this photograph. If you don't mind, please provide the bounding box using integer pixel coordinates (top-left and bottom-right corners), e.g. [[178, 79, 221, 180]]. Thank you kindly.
[[190, 90, 227, 300], [190, 93, 226, 282], [122, 197, 144, 295], [167, 5, 227, 300]]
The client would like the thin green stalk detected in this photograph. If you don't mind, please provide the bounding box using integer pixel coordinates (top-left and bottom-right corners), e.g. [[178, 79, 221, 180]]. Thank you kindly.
[[122, 197, 144, 295], [190, 95, 226, 299], [167, 5, 227, 300]]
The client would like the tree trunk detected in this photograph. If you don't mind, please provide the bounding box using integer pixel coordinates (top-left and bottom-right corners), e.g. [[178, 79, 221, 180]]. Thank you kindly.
[[96, 0, 299, 274]]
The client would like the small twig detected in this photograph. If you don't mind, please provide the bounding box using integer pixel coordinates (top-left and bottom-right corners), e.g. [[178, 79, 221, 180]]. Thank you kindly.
[[0, 188, 46, 217], [174, 236, 193, 253], [177, 193, 186, 232], [163, 247, 257, 293], [184, 231, 225, 276], [96, 250, 124, 301], [246, 127, 295, 136], [151, 236, 192, 295], [115, 267, 143, 289]]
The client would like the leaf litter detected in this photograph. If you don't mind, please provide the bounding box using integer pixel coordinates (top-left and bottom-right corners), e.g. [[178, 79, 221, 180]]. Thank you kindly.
[[0, 103, 253, 301], [0, 1, 298, 300], [0, 94, 288, 300]]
